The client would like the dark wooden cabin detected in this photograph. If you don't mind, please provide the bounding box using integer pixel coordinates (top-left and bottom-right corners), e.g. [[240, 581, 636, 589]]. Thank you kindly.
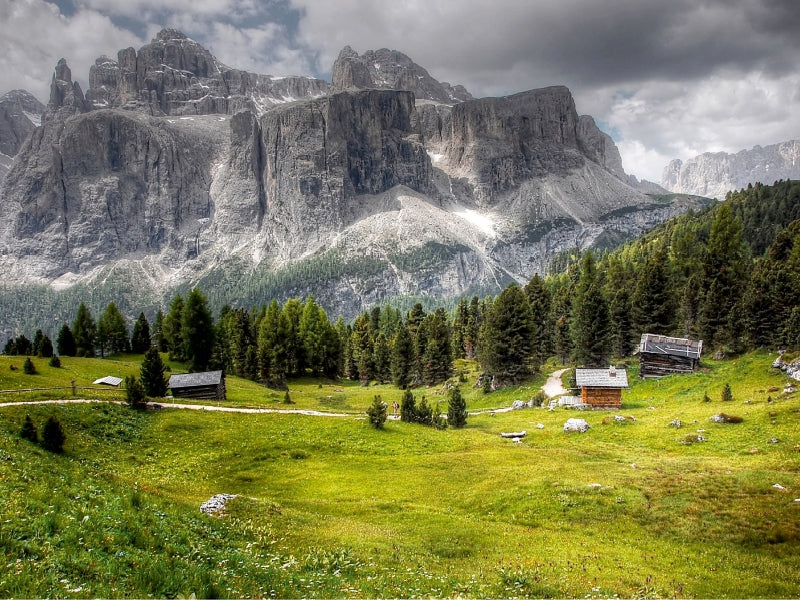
[[169, 370, 227, 400], [637, 334, 702, 378], [575, 367, 628, 409]]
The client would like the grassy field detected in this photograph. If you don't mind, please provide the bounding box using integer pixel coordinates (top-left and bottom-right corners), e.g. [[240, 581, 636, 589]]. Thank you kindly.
[[0, 351, 798, 597]]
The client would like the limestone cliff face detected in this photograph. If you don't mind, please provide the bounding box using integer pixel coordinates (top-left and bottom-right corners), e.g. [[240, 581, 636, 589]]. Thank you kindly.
[[0, 31, 705, 332], [0, 90, 44, 161], [331, 46, 472, 104], [85, 29, 329, 116], [661, 140, 800, 199]]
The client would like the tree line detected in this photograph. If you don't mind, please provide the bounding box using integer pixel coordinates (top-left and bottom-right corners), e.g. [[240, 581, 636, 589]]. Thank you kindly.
[[4, 180, 800, 391]]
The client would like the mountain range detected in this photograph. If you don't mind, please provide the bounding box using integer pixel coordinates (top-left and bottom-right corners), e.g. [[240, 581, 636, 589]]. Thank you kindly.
[[661, 140, 800, 199], [0, 29, 707, 336]]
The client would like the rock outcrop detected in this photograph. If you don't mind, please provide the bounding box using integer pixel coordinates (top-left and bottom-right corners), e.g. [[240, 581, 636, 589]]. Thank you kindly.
[[0, 90, 44, 171], [331, 46, 472, 104], [661, 140, 800, 199], [85, 29, 329, 116]]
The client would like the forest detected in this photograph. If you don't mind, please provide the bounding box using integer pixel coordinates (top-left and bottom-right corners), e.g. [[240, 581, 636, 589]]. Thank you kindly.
[[4, 180, 800, 390]]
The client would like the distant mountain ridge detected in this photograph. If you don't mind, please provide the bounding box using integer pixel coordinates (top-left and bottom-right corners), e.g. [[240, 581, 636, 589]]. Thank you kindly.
[[0, 89, 44, 179], [0, 29, 706, 337], [662, 140, 800, 199]]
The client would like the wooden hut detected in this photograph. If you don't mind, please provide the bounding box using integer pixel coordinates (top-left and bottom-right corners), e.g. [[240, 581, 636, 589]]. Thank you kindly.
[[575, 367, 628, 409], [169, 370, 226, 400], [637, 334, 702, 378]]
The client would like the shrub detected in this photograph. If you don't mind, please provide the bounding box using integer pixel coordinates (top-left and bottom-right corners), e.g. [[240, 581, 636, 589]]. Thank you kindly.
[[400, 388, 416, 423], [719, 413, 744, 424], [531, 390, 548, 407], [366, 395, 387, 429], [19, 415, 38, 443], [140, 346, 167, 397], [48, 355, 61, 368], [41, 416, 66, 453], [22, 357, 36, 375], [283, 391, 294, 404], [703, 391, 711, 403], [415, 397, 433, 425], [432, 402, 448, 430], [125, 375, 147, 410], [721, 383, 733, 402], [447, 386, 467, 428]]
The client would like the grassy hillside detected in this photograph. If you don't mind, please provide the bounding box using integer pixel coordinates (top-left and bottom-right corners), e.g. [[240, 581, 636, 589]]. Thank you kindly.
[[0, 352, 798, 597]]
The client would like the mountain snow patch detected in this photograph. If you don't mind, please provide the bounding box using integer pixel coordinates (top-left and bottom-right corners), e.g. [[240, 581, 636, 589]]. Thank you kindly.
[[454, 208, 496, 238]]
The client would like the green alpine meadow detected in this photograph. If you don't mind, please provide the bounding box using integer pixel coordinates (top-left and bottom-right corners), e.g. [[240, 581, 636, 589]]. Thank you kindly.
[[1, 350, 798, 598]]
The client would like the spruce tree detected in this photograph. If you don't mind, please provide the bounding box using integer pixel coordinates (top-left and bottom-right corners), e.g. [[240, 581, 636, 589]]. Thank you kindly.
[[38, 335, 54, 358], [41, 416, 66, 453], [351, 314, 374, 384], [140, 346, 168, 398], [571, 253, 611, 367], [373, 333, 391, 384], [391, 322, 415, 389], [131, 312, 151, 354], [23, 357, 36, 374], [164, 295, 185, 362], [20, 415, 38, 443], [153, 309, 168, 352], [400, 388, 417, 423], [447, 386, 467, 428], [97, 302, 129, 357], [181, 288, 215, 372], [525, 274, 553, 364], [632, 247, 674, 336], [366, 395, 388, 429], [258, 300, 282, 382], [125, 375, 147, 409], [32, 330, 44, 356], [56, 324, 76, 357], [477, 284, 534, 384], [73, 303, 96, 358], [421, 308, 452, 386]]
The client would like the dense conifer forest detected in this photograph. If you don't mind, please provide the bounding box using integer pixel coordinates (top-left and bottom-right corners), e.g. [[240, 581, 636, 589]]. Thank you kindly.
[[4, 180, 800, 389]]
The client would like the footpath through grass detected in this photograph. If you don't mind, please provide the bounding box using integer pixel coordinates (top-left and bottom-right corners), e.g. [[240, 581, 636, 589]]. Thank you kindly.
[[0, 351, 798, 597]]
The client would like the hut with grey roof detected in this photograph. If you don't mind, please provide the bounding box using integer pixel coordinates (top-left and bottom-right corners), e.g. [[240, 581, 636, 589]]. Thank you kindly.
[[637, 334, 703, 378], [575, 366, 628, 409], [168, 370, 226, 400]]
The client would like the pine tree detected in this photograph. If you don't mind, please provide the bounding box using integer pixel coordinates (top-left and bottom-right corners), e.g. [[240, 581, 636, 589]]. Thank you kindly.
[[131, 312, 151, 353], [447, 386, 467, 428], [280, 298, 305, 377], [23, 357, 36, 374], [525, 274, 553, 364], [153, 309, 168, 352], [41, 416, 66, 453], [258, 300, 282, 382], [97, 302, 129, 357], [372, 333, 391, 384], [478, 284, 534, 384], [14, 334, 32, 356], [632, 247, 674, 336], [391, 322, 415, 389], [140, 346, 168, 398], [452, 298, 469, 359], [421, 308, 452, 386], [351, 314, 374, 384], [181, 288, 215, 372], [32, 330, 44, 356], [125, 375, 147, 409], [400, 388, 417, 422], [20, 415, 38, 443], [73, 303, 97, 358], [570, 253, 611, 366], [57, 323, 76, 357], [366, 395, 388, 429], [38, 335, 54, 358], [299, 296, 324, 376], [164, 295, 185, 362], [609, 288, 634, 358]]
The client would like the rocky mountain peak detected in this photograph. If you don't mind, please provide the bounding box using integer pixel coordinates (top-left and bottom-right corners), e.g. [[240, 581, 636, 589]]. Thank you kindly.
[[661, 140, 800, 198], [46, 58, 88, 120], [331, 46, 473, 104], [0, 89, 45, 177]]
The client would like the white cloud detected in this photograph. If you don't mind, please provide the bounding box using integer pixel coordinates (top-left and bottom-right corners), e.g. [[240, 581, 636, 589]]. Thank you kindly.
[[0, 0, 144, 102]]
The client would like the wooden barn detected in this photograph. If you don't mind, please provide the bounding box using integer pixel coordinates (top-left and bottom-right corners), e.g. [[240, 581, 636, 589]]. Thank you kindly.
[[575, 367, 629, 409], [637, 334, 703, 378], [169, 370, 227, 400]]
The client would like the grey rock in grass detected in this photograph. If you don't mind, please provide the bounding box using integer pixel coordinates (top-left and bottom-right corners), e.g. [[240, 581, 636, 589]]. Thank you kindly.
[[200, 493, 237, 514], [563, 418, 590, 433]]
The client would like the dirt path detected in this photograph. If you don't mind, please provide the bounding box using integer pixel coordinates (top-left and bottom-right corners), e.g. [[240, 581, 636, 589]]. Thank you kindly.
[[0, 398, 351, 417], [542, 368, 569, 398]]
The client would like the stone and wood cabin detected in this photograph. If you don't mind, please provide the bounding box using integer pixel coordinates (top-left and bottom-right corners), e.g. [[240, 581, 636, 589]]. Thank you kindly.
[[575, 367, 629, 409], [168, 370, 227, 400], [637, 334, 703, 378]]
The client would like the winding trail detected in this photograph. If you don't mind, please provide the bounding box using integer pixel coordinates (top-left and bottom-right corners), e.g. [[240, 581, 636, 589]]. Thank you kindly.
[[542, 368, 569, 398]]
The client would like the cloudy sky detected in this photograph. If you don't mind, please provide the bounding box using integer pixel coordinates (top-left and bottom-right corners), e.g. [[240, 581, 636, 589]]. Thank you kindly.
[[1, 0, 798, 182]]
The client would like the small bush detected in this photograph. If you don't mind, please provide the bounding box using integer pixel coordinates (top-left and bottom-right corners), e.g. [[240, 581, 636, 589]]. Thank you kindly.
[[719, 413, 744, 423], [682, 433, 706, 445], [22, 357, 36, 375], [19, 415, 38, 443], [366, 395, 387, 429], [41, 416, 66, 453], [703, 391, 711, 403], [432, 402, 448, 430], [531, 391, 548, 407], [125, 375, 147, 410], [48, 355, 61, 368], [721, 383, 733, 402], [283, 390, 294, 404]]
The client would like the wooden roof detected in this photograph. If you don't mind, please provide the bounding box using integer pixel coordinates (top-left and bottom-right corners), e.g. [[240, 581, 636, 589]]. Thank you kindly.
[[169, 370, 224, 389], [575, 367, 629, 389], [638, 334, 703, 360]]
